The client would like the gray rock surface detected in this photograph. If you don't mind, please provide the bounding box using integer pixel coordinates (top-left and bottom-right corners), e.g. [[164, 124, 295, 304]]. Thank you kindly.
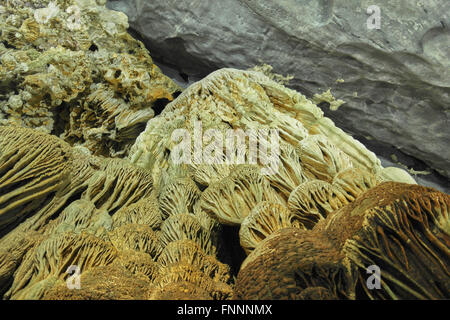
[[107, 0, 450, 179]]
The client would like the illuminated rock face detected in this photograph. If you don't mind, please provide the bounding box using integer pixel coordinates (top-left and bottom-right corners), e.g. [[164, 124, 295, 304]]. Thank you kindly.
[[108, 0, 450, 179], [0, 0, 181, 158], [129, 68, 386, 177], [129, 68, 414, 197]]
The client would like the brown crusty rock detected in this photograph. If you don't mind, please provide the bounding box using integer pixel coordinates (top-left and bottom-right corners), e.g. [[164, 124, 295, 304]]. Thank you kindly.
[[159, 213, 217, 256], [42, 262, 153, 300], [332, 167, 379, 202], [236, 182, 449, 300], [297, 134, 353, 182], [235, 228, 355, 300], [157, 240, 230, 283], [129, 68, 387, 181], [151, 263, 233, 300], [265, 142, 310, 201], [321, 182, 450, 299], [109, 223, 161, 259]]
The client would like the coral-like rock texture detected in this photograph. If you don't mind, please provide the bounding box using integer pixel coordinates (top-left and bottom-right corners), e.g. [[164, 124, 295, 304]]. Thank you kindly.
[[129, 68, 403, 177], [0, 126, 231, 300], [0, 54, 447, 299], [235, 182, 450, 300], [108, 0, 450, 179], [0, 0, 181, 157], [129, 68, 417, 231]]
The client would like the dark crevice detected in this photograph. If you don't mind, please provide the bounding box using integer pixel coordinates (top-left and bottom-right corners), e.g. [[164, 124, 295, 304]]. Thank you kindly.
[[45, 189, 84, 224], [0, 276, 13, 298], [152, 98, 171, 117], [163, 148, 171, 159], [89, 43, 98, 52], [51, 103, 70, 138], [216, 225, 246, 280], [108, 205, 122, 217], [125, 26, 216, 79], [95, 180, 118, 209], [354, 272, 371, 300], [294, 271, 308, 289], [2, 40, 16, 49], [116, 122, 147, 144], [194, 181, 207, 192], [0, 190, 55, 239], [173, 91, 182, 99], [317, 101, 331, 110]]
